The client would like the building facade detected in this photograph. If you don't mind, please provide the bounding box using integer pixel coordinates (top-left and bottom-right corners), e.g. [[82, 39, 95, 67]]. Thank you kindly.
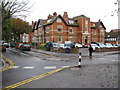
[[23, 12, 106, 44], [105, 29, 120, 44]]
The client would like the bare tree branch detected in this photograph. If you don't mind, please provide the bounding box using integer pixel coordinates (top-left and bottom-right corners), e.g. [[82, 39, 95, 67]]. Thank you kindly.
[[1, 0, 32, 19]]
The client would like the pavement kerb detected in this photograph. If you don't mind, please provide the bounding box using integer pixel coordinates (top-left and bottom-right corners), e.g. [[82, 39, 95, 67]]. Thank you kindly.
[[2, 65, 78, 89], [31, 49, 90, 58], [1, 55, 14, 72], [31, 50, 60, 57], [0, 58, 6, 72]]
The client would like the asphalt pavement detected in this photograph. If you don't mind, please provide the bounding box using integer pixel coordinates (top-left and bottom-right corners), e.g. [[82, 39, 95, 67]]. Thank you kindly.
[[2, 48, 119, 89], [19, 63, 118, 88], [17, 49, 119, 88]]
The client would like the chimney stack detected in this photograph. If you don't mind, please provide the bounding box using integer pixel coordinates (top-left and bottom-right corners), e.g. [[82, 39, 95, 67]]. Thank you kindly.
[[48, 14, 52, 19], [53, 12, 57, 16], [63, 12, 68, 23]]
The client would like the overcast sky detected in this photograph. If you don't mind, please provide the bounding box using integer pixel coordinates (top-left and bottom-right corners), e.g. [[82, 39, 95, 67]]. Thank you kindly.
[[24, 0, 118, 32]]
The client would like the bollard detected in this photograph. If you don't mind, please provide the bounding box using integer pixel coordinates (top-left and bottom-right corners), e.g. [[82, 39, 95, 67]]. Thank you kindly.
[[78, 52, 82, 68]]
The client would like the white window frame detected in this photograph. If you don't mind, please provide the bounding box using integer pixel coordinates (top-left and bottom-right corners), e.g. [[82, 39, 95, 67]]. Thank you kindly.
[[69, 36, 74, 42], [57, 18, 62, 22], [69, 27, 74, 33], [46, 26, 49, 33], [94, 37, 96, 42], [94, 30, 96, 35], [46, 37, 50, 42], [57, 26, 62, 33], [101, 30, 104, 35], [58, 36, 62, 42], [85, 20, 88, 33]]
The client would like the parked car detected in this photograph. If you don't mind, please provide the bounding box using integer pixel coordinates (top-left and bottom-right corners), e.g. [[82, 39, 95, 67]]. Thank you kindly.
[[97, 43, 107, 48], [45, 42, 53, 51], [104, 43, 114, 48], [0, 45, 6, 52], [91, 42, 99, 45], [70, 43, 75, 48], [52, 42, 60, 48], [10, 42, 16, 48], [64, 44, 71, 49], [75, 43, 83, 48], [15, 43, 23, 49], [82, 43, 89, 48], [2, 42, 9, 48], [112, 44, 118, 48], [59, 44, 65, 49], [20, 44, 31, 51], [90, 44, 100, 51]]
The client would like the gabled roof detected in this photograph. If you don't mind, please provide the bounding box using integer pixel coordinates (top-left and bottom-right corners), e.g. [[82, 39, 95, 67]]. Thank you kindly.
[[32, 21, 37, 32], [43, 15, 79, 27], [91, 20, 106, 30], [95, 21, 106, 30], [36, 19, 47, 29], [105, 29, 120, 37], [73, 15, 90, 20]]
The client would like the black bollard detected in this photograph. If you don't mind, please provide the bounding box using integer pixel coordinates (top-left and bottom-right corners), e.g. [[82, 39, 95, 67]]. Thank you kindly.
[[78, 52, 82, 68]]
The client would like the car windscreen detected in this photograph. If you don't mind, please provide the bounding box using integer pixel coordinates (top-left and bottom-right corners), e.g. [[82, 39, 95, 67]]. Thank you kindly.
[[91, 44, 97, 46], [23, 44, 30, 47]]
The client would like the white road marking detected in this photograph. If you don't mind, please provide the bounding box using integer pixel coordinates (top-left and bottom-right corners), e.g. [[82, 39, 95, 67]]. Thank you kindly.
[[20, 53, 29, 56], [99, 58, 105, 59], [61, 66, 69, 68], [12, 66, 20, 69], [44, 66, 56, 69], [111, 60, 117, 62], [23, 66, 34, 69]]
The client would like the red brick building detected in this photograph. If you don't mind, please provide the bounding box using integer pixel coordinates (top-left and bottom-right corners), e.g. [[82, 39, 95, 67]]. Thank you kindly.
[[24, 12, 106, 44]]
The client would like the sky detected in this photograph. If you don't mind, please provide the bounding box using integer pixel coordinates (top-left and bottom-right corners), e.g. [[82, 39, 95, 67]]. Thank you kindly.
[[23, 0, 118, 32]]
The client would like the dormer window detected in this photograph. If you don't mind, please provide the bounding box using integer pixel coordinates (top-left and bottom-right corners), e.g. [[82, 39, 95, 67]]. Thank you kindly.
[[57, 18, 62, 22], [69, 20, 74, 24], [47, 19, 52, 23]]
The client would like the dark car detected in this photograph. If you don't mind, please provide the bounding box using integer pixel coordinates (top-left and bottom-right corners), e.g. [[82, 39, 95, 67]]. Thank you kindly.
[[64, 43, 75, 48], [70, 43, 75, 48], [0, 45, 6, 52], [45, 42, 53, 51], [10, 42, 16, 48], [20, 44, 31, 51]]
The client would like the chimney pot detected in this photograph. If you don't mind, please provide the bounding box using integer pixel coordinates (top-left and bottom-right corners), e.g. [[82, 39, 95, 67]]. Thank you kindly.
[[48, 14, 52, 19], [53, 12, 57, 16]]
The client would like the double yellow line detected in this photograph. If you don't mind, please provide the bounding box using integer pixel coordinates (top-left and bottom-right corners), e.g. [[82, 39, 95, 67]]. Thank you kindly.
[[3, 65, 76, 89], [1, 54, 77, 89], [1, 55, 14, 72], [3, 68, 64, 89]]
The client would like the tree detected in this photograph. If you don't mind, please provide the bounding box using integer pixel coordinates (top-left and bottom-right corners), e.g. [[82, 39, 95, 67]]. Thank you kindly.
[[111, 0, 120, 16], [1, 0, 31, 20], [11, 18, 32, 42], [1, 0, 32, 41]]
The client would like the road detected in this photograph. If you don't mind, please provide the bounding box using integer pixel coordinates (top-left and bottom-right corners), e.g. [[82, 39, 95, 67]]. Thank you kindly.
[[2, 47, 119, 88], [2, 48, 77, 88]]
